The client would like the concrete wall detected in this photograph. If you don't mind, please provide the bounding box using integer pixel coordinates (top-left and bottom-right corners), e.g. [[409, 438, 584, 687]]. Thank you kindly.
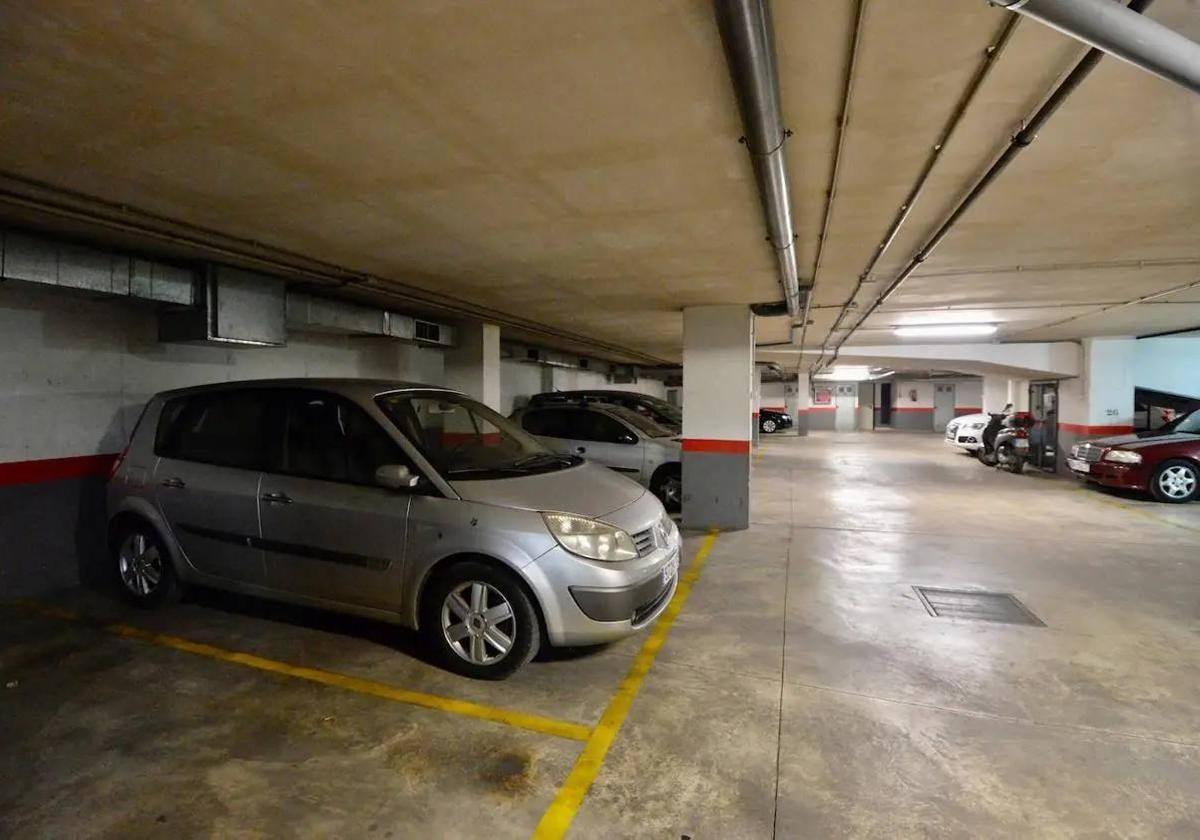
[[1134, 337, 1200, 398], [499, 359, 545, 414], [954, 379, 983, 413], [498, 359, 668, 416], [0, 283, 446, 595], [760, 380, 787, 411], [889, 379, 935, 431]]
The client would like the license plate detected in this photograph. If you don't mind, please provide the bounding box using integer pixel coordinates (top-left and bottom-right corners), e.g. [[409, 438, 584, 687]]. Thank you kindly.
[[1067, 458, 1090, 473], [662, 554, 679, 586], [1014, 439, 1029, 449]]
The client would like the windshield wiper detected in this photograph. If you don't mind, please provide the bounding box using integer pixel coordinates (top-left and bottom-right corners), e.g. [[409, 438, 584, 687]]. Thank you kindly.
[[511, 452, 576, 469], [446, 453, 576, 478]]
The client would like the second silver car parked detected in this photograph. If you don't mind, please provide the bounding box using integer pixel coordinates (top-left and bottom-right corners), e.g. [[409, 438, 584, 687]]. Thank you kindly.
[[512, 401, 682, 512], [107, 379, 680, 679]]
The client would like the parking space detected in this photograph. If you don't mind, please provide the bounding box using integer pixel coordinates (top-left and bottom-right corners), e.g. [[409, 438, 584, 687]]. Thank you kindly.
[[4, 432, 1198, 837]]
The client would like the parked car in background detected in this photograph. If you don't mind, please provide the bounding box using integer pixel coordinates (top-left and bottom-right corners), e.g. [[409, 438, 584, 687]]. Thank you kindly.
[[1067, 408, 1200, 503], [758, 408, 792, 434], [513, 401, 682, 511], [944, 412, 989, 452], [107, 379, 681, 679], [527, 390, 682, 431]]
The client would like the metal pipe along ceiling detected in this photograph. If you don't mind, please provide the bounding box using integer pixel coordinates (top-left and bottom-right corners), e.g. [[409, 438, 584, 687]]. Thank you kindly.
[[989, 0, 1200, 95], [714, 0, 803, 317]]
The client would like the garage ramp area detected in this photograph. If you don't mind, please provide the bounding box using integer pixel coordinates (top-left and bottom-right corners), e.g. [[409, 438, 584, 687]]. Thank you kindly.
[[3, 433, 1198, 837]]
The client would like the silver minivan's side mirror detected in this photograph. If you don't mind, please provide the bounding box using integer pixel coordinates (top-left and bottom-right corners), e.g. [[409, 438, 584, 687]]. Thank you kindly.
[[375, 464, 420, 490]]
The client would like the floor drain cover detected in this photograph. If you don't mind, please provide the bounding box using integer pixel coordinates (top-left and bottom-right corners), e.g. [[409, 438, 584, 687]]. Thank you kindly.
[[913, 587, 1044, 626]]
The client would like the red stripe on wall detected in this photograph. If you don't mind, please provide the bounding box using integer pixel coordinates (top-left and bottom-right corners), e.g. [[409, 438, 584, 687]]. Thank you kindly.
[[893, 406, 934, 413], [1059, 423, 1134, 435], [681, 438, 751, 455], [809, 405, 836, 412], [0, 453, 118, 487], [761, 405, 786, 412], [954, 406, 982, 415]]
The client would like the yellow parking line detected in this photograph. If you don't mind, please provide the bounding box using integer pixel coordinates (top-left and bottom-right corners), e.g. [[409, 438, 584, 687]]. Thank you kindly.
[[11, 601, 591, 742], [1078, 487, 1200, 535], [532, 529, 720, 839]]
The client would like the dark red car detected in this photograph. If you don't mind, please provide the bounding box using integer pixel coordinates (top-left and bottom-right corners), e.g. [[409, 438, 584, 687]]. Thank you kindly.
[[1067, 409, 1200, 503]]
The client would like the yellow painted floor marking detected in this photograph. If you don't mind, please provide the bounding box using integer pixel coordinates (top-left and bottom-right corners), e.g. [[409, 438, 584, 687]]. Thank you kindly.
[[532, 529, 721, 839], [1078, 487, 1200, 535], [11, 601, 591, 742]]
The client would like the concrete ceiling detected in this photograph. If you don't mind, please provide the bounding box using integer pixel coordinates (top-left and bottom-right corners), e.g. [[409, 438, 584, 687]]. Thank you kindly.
[[0, 0, 1196, 366]]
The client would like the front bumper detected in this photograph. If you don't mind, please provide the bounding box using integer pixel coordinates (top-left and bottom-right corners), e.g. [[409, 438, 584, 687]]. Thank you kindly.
[[1070, 460, 1148, 491], [945, 434, 982, 451], [526, 541, 681, 646]]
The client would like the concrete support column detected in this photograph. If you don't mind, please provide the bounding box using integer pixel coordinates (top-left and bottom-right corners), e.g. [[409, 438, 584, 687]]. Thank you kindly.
[[681, 305, 753, 531], [785, 372, 810, 436], [1058, 337, 1136, 470], [539, 364, 555, 393], [1007, 379, 1030, 412], [982, 375, 1009, 413], [752, 365, 763, 446], [445, 321, 501, 411]]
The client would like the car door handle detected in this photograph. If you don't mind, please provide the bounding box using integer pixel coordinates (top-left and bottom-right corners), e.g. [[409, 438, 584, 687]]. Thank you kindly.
[[260, 491, 293, 505], [160, 477, 186, 489]]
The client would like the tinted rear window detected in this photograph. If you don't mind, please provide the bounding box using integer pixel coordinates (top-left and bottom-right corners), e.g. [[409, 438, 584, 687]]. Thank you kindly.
[[156, 390, 271, 470]]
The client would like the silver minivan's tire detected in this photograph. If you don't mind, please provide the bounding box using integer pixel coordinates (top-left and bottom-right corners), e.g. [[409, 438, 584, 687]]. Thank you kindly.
[[421, 560, 540, 680], [1148, 459, 1199, 504], [112, 519, 182, 608]]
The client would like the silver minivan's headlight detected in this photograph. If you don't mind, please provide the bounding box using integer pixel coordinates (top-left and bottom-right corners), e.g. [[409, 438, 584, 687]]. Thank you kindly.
[[1103, 449, 1142, 464], [542, 512, 638, 562]]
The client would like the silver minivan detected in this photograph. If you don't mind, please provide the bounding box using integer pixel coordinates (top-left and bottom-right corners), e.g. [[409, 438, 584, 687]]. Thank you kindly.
[[512, 402, 682, 512], [106, 379, 680, 679]]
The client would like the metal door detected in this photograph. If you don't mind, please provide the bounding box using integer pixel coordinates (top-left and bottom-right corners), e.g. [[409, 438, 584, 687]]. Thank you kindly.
[[858, 382, 876, 431], [933, 384, 956, 432], [834, 384, 857, 432], [152, 389, 271, 585], [259, 474, 411, 609], [1028, 381, 1059, 471], [565, 409, 645, 480], [154, 459, 266, 584], [878, 383, 893, 426], [259, 390, 412, 610]]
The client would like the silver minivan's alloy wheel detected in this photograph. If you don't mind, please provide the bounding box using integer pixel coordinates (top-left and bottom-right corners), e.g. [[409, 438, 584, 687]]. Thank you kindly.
[[1157, 464, 1197, 500], [118, 531, 163, 596], [441, 581, 516, 665]]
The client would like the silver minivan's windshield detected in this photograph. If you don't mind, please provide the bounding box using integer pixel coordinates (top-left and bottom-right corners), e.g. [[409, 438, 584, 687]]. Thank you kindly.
[[377, 390, 579, 479]]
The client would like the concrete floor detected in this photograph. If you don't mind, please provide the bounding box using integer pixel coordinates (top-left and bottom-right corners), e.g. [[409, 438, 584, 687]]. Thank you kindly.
[[2, 431, 1199, 838]]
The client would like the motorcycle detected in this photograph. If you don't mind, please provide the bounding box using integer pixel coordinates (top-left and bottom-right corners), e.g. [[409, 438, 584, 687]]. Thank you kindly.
[[975, 411, 1009, 466], [994, 413, 1036, 474]]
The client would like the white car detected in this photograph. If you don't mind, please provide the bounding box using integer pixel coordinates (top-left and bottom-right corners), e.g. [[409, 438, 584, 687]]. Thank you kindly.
[[945, 413, 989, 452]]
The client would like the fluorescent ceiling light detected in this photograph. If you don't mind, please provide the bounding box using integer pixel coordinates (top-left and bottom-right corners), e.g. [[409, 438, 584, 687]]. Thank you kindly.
[[814, 365, 874, 382], [893, 324, 997, 338]]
